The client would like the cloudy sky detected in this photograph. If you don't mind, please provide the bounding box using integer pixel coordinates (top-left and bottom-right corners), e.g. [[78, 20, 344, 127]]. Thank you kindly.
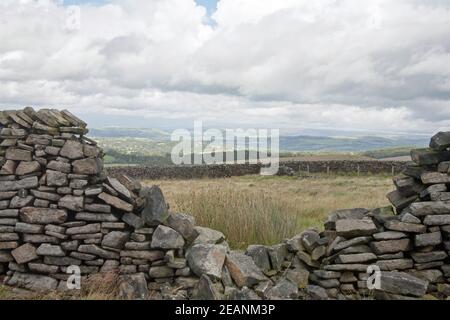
[[0, 0, 449, 135]]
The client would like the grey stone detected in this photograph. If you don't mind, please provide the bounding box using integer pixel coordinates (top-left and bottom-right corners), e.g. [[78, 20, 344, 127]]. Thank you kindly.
[[31, 190, 61, 201], [151, 225, 185, 249], [323, 264, 370, 272], [124, 242, 151, 250], [66, 223, 101, 235], [58, 195, 84, 212], [46, 170, 68, 187], [393, 174, 423, 197], [411, 148, 450, 166], [409, 201, 450, 216], [106, 177, 132, 201], [424, 215, 450, 226], [15, 161, 40, 176], [36, 244, 65, 257], [0, 233, 19, 241], [0, 160, 17, 175], [401, 213, 421, 224], [266, 278, 298, 300], [119, 250, 164, 261], [84, 203, 110, 213], [118, 273, 148, 300], [411, 251, 447, 263], [246, 245, 271, 274], [225, 251, 267, 288], [140, 185, 169, 225], [59, 140, 84, 159], [76, 212, 119, 222], [47, 160, 71, 173], [421, 172, 450, 184], [430, 131, 450, 151], [0, 218, 18, 225], [313, 270, 341, 279], [370, 239, 411, 255], [78, 244, 119, 259], [410, 270, 444, 283], [5, 148, 32, 161], [20, 207, 67, 224], [286, 269, 310, 289], [6, 272, 58, 291], [186, 244, 227, 280], [22, 234, 59, 244], [335, 219, 378, 237], [0, 209, 19, 217], [193, 274, 224, 300], [9, 195, 34, 208], [192, 226, 226, 245], [166, 212, 198, 242], [337, 253, 377, 264], [0, 176, 38, 191], [11, 243, 38, 264], [377, 271, 428, 297], [384, 220, 426, 233], [373, 231, 408, 240], [149, 266, 174, 278], [306, 285, 329, 300], [0, 241, 18, 250], [70, 179, 88, 189], [98, 192, 133, 212], [387, 190, 418, 212], [0, 251, 14, 263], [333, 236, 371, 251], [28, 263, 59, 274], [376, 259, 414, 271], [101, 231, 129, 249], [415, 231, 442, 247], [72, 158, 102, 175], [267, 243, 288, 271], [121, 212, 144, 228], [43, 256, 81, 266]]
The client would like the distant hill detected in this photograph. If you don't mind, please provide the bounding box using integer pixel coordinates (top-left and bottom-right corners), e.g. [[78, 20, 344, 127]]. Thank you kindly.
[[88, 127, 428, 165], [279, 135, 428, 152]]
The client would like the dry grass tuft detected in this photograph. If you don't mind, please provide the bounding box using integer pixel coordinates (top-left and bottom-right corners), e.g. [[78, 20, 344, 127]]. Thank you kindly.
[[144, 173, 394, 249]]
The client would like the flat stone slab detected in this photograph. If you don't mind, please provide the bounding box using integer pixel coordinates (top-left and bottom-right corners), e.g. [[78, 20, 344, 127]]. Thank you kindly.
[[20, 207, 68, 224], [0, 176, 38, 191], [415, 231, 442, 247], [409, 201, 450, 216], [384, 220, 426, 233], [335, 219, 378, 237], [98, 192, 133, 212], [370, 239, 412, 255], [423, 214, 450, 225], [6, 272, 58, 292], [11, 243, 38, 264], [336, 253, 377, 264], [377, 271, 428, 297], [373, 231, 408, 240]]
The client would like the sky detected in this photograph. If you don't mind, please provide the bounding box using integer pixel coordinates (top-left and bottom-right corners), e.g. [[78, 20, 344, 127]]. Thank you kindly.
[[0, 0, 450, 135]]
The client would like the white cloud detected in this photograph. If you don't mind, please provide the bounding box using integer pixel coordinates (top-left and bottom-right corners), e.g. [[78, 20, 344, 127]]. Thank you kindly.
[[0, 0, 449, 134]]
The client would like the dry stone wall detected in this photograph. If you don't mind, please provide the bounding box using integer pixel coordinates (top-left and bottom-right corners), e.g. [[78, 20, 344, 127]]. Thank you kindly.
[[106, 160, 406, 180], [1, 108, 450, 300]]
